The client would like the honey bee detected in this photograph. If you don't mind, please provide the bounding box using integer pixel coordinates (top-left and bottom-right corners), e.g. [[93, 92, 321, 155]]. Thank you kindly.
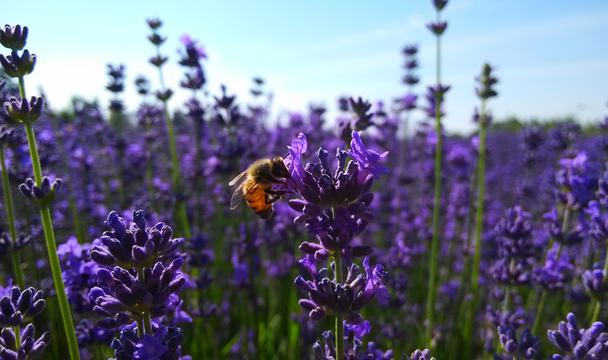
[[229, 156, 291, 219]]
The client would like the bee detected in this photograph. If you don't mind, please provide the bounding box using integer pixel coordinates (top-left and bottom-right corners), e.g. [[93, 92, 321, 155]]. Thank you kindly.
[[229, 156, 291, 219]]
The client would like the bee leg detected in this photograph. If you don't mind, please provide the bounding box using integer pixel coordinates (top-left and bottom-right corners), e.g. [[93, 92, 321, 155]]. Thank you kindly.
[[269, 174, 288, 184], [266, 195, 282, 204]]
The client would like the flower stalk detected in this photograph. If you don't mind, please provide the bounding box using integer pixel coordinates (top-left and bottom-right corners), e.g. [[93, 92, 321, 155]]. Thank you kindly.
[[590, 242, 608, 322], [471, 101, 488, 295], [18, 76, 81, 360], [147, 20, 191, 238], [334, 252, 344, 360], [532, 207, 570, 334], [0, 144, 24, 288], [425, 6, 446, 345]]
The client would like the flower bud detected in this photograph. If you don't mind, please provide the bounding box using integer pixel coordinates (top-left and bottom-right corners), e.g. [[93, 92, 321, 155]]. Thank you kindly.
[[0, 25, 28, 51], [0, 50, 36, 78]]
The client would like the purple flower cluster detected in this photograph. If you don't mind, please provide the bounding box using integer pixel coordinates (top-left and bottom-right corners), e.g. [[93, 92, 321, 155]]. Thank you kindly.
[[547, 313, 608, 359], [491, 206, 538, 285], [90, 210, 183, 268], [296, 257, 387, 322], [285, 130, 389, 357], [0, 287, 49, 359], [88, 210, 188, 357], [110, 324, 186, 360]]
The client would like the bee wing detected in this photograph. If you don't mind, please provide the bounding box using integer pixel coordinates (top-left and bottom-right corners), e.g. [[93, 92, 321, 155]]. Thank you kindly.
[[229, 170, 248, 187], [230, 181, 259, 210], [229, 170, 249, 210], [230, 182, 247, 210]]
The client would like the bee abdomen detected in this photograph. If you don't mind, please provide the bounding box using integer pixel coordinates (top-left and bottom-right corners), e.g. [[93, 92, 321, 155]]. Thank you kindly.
[[245, 185, 272, 218]]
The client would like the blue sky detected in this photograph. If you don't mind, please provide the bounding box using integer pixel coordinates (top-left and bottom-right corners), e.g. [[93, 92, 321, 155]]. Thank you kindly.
[[4, 0, 608, 132]]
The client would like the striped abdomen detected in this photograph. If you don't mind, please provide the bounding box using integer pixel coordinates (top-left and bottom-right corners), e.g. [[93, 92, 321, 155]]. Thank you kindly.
[[244, 180, 273, 219]]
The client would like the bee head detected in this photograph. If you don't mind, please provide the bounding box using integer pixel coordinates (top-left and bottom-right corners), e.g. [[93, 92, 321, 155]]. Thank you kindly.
[[270, 156, 291, 179]]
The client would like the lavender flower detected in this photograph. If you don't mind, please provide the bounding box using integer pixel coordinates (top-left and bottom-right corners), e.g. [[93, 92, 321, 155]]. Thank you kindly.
[[533, 246, 574, 291], [0, 50, 36, 78], [424, 84, 450, 118], [311, 329, 393, 360], [582, 269, 608, 299], [0, 323, 50, 359], [432, 0, 448, 11], [178, 35, 207, 67], [295, 258, 386, 322], [90, 210, 182, 268], [555, 151, 596, 210], [89, 210, 188, 338], [0, 232, 30, 253], [18, 176, 63, 206], [399, 93, 418, 111], [475, 63, 498, 100], [491, 206, 538, 285], [496, 326, 539, 359], [287, 145, 376, 252], [110, 324, 185, 360], [547, 313, 608, 359], [348, 131, 389, 177], [426, 21, 447, 36], [106, 64, 126, 93], [286, 131, 388, 358], [0, 25, 28, 51], [134, 76, 151, 96], [3, 96, 43, 125], [0, 287, 45, 327], [57, 237, 99, 312], [406, 348, 435, 360], [146, 18, 162, 30], [90, 256, 186, 327], [0, 286, 49, 359]]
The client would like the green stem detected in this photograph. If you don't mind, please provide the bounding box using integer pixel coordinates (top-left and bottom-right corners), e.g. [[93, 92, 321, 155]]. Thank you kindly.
[[18, 77, 25, 98], [24, 124, 42, 184], [143, 312, 153, 334], [334, 253, 344, 360], [20, 75, 80, 360], [462, 85, 492, 359], [471, 102, 488, 295], [591, 300, 602, 323], [532, 292, 547, 335], [94, 344, 105, 360], [0, 147, 25, 288], [533, 208, 570, 334], [590, 241, 608, 322], [462, 102, 489, 350], [39, 205, 80, 359], [136, 267, 153, 335], [136, 318, 145, 337], [425, 12, 443, 345], [154, 46, 191, 238], [12, 326, 21, 354]]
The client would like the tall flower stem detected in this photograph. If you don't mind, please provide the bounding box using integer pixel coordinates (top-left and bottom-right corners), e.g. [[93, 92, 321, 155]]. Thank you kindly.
[[334, 252, 344, 360], [154, 45, 191, 238], [590, 244, 608, 322], [471, 100, 488, 296], [425, 10, 443, 345], [136, 266, 154, 335], [532, 208, 570, 334], [0, 146, 25, 288], [136, 318, 145, 337], [464, 101, 488, 347], [18, 77, 81, 360]]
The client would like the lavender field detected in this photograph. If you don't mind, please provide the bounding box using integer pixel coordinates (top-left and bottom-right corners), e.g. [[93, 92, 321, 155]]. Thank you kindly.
[[1, 1, 608, 359]]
